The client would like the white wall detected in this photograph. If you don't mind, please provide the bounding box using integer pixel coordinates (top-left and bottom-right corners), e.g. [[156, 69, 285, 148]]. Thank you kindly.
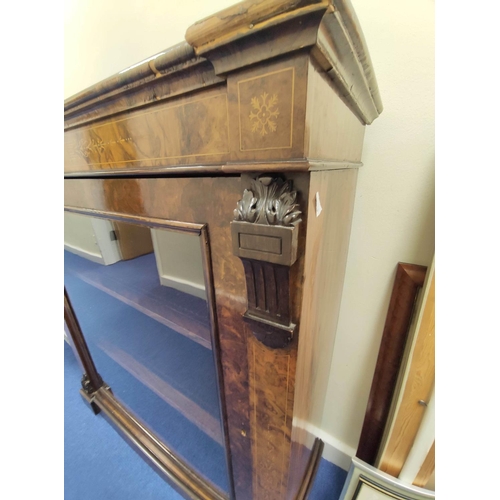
[[64, 0, 235, 99], [64, 0, 434, 466], [151, 229, 206, 299], [64, 211, 102, 260]]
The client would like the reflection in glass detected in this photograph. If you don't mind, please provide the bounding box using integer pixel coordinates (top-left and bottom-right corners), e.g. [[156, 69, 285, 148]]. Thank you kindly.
[[64, 212, 228, 493]]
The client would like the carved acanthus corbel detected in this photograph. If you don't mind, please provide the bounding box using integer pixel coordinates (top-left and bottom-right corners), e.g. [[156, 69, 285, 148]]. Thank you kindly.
[[231, 175, 302, 348]]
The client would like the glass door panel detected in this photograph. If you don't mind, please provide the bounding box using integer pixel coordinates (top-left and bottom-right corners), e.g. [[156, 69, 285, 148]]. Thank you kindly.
[[64, 211, 229, 494]]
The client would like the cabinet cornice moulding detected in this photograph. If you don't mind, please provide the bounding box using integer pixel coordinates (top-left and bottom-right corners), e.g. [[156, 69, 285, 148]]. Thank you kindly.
[[187, 0, 382, 124], [65, 0, 382, 128]]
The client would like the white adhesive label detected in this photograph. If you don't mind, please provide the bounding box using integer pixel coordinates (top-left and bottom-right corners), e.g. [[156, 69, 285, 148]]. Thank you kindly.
[[315, 192, 323, 217]]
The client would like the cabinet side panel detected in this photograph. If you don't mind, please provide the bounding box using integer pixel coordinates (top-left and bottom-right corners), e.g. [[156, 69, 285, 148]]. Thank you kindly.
[[305, 60, 366, 163], [287, 168, 359, 496]]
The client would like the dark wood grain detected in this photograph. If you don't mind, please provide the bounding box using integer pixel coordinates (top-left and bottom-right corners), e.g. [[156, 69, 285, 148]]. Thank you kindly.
[[65, 87, 230, 173], [65, 47, 225, 130], [356, 263, 427, 465]]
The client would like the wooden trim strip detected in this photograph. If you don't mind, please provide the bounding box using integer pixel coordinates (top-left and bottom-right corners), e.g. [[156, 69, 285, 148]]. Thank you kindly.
[[313, 0, 383, 124], [63, 160, 362, 178], [64, 42, 196, 111], [295, 438, 324, 500], [307, 160, 363, 171], [185, 0, 328, 54], [199, 226, 237, 500], [356, 263, 427, 465], [332, 1, 383, 112], [90, 386, 228, 500], [64, 165, 230, 178], [64, 288, 103, 393], [63, 207, 204, 233]]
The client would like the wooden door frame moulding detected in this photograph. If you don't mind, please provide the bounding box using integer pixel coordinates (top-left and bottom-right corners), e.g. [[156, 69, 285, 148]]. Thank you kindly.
[[64, 288, 104, 398], [356, 263, 427, 465], [199, 224, 237, 500], [63, 160, 363, 179], [295, 438, 324, 500], [88, 385, 229, 500], [64, 206, 205, 234]]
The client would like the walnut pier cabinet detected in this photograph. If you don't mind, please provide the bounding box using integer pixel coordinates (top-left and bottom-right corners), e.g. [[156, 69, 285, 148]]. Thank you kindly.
[[63, 1, 382, 499]]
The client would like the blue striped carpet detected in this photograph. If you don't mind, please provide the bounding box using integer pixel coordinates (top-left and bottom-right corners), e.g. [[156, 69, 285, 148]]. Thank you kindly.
[[64, 341, 347, 499]]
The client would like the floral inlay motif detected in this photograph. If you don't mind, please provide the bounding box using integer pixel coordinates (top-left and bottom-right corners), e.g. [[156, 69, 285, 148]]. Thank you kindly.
[[249, 92, 279, 136], [76, 137, 133, 159]]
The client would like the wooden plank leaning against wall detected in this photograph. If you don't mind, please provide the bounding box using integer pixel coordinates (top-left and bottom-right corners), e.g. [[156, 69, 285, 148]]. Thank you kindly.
[[378, 259, 435, 487]]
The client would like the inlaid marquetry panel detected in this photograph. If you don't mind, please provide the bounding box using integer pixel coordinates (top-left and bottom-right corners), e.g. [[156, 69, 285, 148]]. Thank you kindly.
[[64, 88, 230, 173], [238, 67, 294, 151], [228, 55, 308, 163]]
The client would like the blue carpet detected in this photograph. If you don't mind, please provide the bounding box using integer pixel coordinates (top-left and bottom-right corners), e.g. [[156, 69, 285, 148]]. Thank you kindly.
[[309, 458, 348, 500], [65, 341, 347, 499], [64, 340, 183, 500]]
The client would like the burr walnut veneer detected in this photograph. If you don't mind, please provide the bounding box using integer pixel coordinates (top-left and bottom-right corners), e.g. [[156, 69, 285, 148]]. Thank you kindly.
[[64, 1, 382, 499]]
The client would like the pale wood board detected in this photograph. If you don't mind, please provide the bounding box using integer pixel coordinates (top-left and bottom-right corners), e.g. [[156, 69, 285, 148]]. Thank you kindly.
[[413, 441, 435, 488], [287, 168, 359, 495], [378, 264, 435, 476]]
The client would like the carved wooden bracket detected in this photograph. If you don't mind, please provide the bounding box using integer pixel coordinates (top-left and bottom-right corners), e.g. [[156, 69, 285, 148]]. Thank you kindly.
[[231, 175, 301, 348]]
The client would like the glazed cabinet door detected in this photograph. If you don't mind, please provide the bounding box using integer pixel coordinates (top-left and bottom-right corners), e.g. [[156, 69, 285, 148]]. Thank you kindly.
[[64, 178, 237, 499]]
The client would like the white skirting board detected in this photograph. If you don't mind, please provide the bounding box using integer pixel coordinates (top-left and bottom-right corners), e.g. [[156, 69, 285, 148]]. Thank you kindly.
[[64, 243, 105, 264], [293, 419, 356, 471], [159, 275, 207, 300]]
